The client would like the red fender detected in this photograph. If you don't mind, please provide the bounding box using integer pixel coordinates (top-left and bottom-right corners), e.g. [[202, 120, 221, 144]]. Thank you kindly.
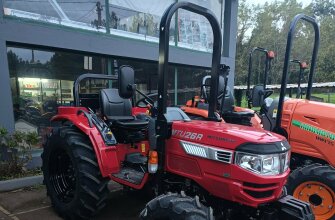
[[51, 106, 120, 177]]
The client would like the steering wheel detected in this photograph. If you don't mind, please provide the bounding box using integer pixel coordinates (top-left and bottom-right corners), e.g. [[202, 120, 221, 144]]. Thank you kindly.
[[135, 93, 157, 108], [263, 89, 274, 99]]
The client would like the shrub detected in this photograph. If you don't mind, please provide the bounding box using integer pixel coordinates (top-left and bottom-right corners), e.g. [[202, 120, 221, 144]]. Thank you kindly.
[[0, 127, 39, 180]]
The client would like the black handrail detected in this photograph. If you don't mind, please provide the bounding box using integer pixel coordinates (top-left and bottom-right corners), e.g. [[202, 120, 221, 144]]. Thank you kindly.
[[77, 109, 93, 128], [274, 14, 320, 133], [246, 47, 274, 108], [73, 73, 118, 107], [157, 1, 222, 122]]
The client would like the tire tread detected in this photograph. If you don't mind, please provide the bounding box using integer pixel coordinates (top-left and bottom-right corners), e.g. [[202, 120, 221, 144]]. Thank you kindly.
[[42, 126, 109, 220], [140, 193, 213, 220]]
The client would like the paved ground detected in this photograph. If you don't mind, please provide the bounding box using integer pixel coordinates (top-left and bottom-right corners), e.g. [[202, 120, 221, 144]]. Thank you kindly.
[[0, 181, 151, 220]]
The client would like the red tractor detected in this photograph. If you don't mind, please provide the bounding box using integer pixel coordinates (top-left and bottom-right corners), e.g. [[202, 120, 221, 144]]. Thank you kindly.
[[42, 2, 313, 220]]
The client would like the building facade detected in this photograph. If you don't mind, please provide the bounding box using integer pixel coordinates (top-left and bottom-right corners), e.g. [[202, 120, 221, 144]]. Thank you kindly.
[[0, 0, 238, 148]]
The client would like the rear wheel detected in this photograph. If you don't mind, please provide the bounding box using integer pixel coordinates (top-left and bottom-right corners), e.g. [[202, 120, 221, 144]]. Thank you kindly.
[[42, 126, 109, 219], [287, 164, 335, 220], [139, 192, 214, 220]]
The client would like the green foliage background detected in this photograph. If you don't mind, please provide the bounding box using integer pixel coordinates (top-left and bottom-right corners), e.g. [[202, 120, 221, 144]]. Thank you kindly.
[[235, 0, 335, 86]]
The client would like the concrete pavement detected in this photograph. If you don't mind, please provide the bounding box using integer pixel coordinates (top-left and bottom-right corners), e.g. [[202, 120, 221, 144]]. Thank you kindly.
[[0, 181, 151, 220]]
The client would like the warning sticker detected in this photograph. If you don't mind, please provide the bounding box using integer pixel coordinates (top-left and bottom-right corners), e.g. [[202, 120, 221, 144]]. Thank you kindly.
[[273, 109, 277, 118]]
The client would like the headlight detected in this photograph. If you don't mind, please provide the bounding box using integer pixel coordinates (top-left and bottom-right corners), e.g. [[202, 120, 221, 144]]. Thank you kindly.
[[235, 151, 290, 176], [284, 151, 290, 171]]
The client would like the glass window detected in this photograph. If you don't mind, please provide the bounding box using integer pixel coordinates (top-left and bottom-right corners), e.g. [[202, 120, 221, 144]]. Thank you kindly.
[[8, 46, 108, 148], [117, 58, 160, 104], [175, 65, 210, 105], [4, 0, 104, 31], [177, 9, 214, 52], [115, 58, 210, 106], [7, 46, 211, 149], [108, 0, 223, 52], [4, 0, 224, 52], [108, 0, 174, 38]]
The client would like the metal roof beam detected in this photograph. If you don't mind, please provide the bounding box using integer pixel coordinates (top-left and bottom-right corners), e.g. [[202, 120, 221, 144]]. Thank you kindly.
[[48, 0, 70, 21]]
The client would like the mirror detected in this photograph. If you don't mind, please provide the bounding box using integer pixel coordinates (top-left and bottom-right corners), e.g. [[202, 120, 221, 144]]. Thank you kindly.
[[220, 86, 234, 112], [251, 85, 265, 107], [118, 65, 135, 99]]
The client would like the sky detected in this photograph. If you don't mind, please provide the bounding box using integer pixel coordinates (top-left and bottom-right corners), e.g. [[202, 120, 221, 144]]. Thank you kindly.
[[245, 0, 312, 7]]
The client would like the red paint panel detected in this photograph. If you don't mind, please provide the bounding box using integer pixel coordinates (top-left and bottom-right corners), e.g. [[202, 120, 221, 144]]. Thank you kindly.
[[165, 137, 287, 207], [171, 120, 285, 150], [52, 106, 120, 177], [168, 154, 202, 177]]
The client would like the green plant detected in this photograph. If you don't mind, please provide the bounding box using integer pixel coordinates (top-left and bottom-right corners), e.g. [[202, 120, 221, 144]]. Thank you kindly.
[[0, 127, 40, 180], [26, 132, 39, 148], [0, 127, 8, 136]]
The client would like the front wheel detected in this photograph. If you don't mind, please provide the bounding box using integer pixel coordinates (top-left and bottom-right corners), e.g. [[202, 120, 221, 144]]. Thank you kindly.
[[139, 192, 214, 220], [42, 126, 110, 219], [287, 164, 335, 220]]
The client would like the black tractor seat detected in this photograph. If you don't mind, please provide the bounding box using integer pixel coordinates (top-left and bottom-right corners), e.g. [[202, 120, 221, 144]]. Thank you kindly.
[[107, 116, 149, 130], [100, 88, 149, 143]]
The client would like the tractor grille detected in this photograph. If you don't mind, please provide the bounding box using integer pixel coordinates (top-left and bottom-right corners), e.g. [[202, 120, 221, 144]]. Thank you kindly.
[[244, 189, 274, 199], [215, 150, 233, 163], [180, 140, 233, 164], [242, 182, 279, 199]]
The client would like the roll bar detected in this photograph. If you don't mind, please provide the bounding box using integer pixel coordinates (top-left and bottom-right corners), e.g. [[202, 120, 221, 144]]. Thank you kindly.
[[290, 59, 308, 98], [73, 74, 117, 107], [155, 2, 222, 170], [157, 1, 222, 122], [274, 14, 320, 133], [246, 47, 274, 108]]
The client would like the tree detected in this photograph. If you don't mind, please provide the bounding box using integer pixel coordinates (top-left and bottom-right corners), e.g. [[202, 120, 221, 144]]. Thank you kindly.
[[235, 0, 254, 85], [234, 0, 335, 86]]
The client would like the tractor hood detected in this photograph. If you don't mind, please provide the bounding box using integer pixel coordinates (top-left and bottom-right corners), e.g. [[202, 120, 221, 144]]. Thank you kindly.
[[171, 120, 286, 151]]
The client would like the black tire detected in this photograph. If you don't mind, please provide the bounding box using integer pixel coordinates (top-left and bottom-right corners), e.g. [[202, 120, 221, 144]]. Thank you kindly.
[[139, 192, 214, 220], [287, 163, 335, 220], [42, 126, 109, 219]]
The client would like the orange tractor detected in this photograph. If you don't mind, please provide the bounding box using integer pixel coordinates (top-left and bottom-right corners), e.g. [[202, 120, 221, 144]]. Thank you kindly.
[[255, 15, 335, 220], [182, 14, 335, 220], [235, 14, 335, 220], [181, 64, 263, 129], [246, 47, 275, 109]]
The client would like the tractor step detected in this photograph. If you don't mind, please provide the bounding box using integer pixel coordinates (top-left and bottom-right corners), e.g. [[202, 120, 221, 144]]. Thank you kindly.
[[112, 167, 145, 185], [125, 152, 148, 164]]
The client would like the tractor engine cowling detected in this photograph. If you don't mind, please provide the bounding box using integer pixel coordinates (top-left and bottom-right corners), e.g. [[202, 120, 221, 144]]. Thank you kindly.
[[166, 120, 291, 208]]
